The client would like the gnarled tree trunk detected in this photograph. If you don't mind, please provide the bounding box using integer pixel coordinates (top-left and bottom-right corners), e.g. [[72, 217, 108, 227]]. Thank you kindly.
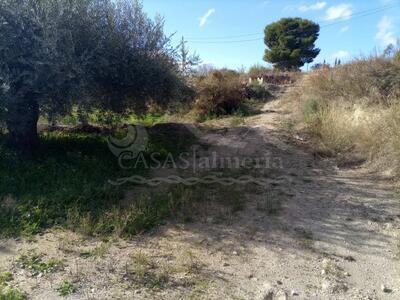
[[6, 98, 39, 153]]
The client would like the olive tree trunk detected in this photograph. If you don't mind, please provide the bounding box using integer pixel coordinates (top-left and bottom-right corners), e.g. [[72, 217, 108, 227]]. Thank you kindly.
[[6, 98, 39, 152]]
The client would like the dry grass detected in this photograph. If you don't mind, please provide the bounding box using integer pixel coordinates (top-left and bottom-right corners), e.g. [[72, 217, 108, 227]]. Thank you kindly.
[[284, 57, 400, 175]]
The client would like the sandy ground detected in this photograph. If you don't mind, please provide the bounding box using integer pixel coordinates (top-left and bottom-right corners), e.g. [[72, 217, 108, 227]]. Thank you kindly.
[[1, 94, 400, 299]]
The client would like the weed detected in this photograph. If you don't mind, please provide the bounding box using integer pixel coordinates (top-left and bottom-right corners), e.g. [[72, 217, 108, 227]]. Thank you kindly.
[[182, 250, 203, 275], [321, 259, 342, 279], [126, 252, 170, 289], [0, 272, 12, 286], [294, 227, 314, 249], [230, 115, 246, 127], [80, 242, 110, 259], [16, 251, 64, 276], [56, 280, 77, 297], [280, 121, 295, 133], [0, 287, 26, 300], [303, 98, 323, 124]]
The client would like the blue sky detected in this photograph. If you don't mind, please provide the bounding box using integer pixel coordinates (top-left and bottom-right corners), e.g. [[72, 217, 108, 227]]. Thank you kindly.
[[143, 0, 400, 69]]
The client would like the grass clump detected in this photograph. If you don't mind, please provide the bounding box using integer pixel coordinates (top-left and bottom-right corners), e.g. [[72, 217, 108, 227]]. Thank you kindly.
[[0, 287, 26, 300], [56, 280, 77, 297], [294, 227, 314, 249], [125, 252, 171, 289], [16, 251, 64, 276], [0, 273, 12, 286], [79, 242, 110, 259]]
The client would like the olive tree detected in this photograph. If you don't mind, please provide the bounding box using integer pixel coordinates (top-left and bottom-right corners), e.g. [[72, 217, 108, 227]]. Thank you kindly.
[[0, 0, 184, 152]]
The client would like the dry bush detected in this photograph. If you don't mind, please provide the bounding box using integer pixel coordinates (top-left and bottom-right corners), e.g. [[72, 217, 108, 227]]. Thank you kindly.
[[193, 70, 244, 117], [285, 57, 400, 175], [304, 58, 400, 105]]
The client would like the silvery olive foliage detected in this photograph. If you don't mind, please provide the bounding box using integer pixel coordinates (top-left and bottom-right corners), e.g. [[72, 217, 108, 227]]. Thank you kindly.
[[0, 0, 185, 150]]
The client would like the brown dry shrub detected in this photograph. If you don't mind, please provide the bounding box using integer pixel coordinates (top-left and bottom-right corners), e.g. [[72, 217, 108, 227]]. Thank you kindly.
[[193, 70, 244, 117]]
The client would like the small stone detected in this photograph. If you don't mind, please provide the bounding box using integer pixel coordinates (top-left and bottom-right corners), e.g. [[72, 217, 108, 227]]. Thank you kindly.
[[260, 282, 274, 300], [263, 291, 274, 300], [276, 280, 283, 285], [344, 255, 356, 262], [223, 262, 230, 267], [381, 284, 392, 293], [232, 251, 238, 255], [275, 290, 288, 300], [291, 290, 299, 296], [344, 272, 350, 277], [321, 269, 326, 275]]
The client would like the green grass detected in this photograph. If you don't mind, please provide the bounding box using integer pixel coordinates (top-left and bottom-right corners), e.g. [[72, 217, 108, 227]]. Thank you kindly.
[[0, 126, 195, 238], [126, 252, 171, 289], [0, 126, 245, 240], [0, 131, 133, 237], [51, 108, 167, 128], [56, 281, 77, 297], [79, 242, 110, 259], [0, 273, 12, 286], [0, 287, 26, 300], [16, 251, 64, 276]]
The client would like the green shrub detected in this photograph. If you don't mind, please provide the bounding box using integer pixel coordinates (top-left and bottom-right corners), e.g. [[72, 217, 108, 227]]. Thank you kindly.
[[303, 98, 326, 124], [194, 70, 244, 117], [245, 82, 271, 100], [56, 281, 76, 296]]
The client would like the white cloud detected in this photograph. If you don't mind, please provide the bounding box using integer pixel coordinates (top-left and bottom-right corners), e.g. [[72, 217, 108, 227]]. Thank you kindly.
[[260, 1, 269, 8], [299, 1, 327, 12], [324, 4, 352, 21], [199, 9, 215, 27], [340, 25, 350, 32], [332, 50, 349, 59], [375, 16, 396, 46]]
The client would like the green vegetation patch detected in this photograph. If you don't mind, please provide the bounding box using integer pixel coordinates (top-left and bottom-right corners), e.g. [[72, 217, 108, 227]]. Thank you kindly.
[[0, 287, 26, 300], [16, 251, 64, 276], [56, 280, 77, 297]]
